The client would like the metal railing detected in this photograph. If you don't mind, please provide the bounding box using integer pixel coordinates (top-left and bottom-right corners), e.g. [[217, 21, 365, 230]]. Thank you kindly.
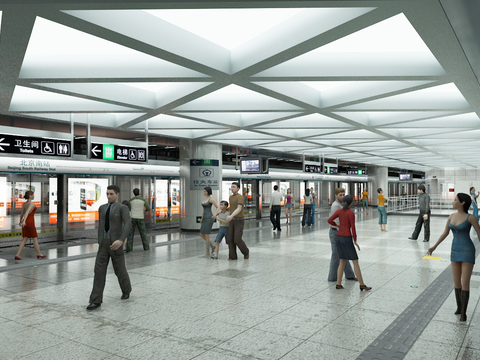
[[387, 195, 453, 213]]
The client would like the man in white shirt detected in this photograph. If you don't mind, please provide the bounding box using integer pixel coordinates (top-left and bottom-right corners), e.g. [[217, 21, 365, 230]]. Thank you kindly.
[[327, 188, 356, 282], [270, 185, 283, 231]]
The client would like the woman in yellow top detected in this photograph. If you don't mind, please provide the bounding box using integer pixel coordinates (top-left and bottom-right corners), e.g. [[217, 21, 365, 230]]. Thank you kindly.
[[377, 188, 387, 232], [361, 188, 369, 215]]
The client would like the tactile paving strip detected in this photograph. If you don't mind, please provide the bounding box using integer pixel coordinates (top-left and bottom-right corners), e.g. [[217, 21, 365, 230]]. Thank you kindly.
[[357, 243, 480, 360]]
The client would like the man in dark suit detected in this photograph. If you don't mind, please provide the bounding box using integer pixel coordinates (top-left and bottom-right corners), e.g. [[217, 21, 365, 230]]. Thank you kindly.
[[87, 184, 131, 310]]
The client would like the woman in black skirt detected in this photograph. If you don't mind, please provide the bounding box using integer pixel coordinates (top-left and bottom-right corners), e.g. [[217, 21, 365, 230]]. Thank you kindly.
[[328, 195, 371, 291]]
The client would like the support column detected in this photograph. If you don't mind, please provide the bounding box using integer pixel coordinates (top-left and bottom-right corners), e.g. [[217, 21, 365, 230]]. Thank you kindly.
[[368, 166, 388, 205], [56, 174, 68, 241], [179, 140, 222, 231]]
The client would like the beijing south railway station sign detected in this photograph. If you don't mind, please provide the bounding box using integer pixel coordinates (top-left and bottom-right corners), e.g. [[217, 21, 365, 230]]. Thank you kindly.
[[0, 134, 71, 157]]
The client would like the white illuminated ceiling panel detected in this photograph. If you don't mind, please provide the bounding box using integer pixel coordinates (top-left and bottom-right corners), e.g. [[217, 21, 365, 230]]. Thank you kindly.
[[173, 85, 302, 111], [257, 113, 351, 128], [131, 114, 226, 129], [340, 83, 470, 110], [173, 111, 302, 128], [206, 130, 281, 140], [10, 86, 135, 112], [20, 17, 207, 79], [33, 82, 213, 109], [254, 13, 445, 77], [23, 112, 143, 127], [149, 129, 226, 139], [335, 111, 460, 127], [380, 112, 480, 128]]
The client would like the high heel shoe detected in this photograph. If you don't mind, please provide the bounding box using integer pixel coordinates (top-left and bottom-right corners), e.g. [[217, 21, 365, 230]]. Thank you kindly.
[[336, 284, 344, 289], [37, 255, 47, 259], [15, 256, 21, 260], [360, 285, 372, 291]]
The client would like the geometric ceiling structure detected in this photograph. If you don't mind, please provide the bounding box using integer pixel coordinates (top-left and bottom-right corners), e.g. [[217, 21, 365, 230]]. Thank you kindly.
[[1, 2, 480, 171]]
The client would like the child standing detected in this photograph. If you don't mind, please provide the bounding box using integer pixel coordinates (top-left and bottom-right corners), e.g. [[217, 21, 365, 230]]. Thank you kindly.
[[211, 201, 230, 259]]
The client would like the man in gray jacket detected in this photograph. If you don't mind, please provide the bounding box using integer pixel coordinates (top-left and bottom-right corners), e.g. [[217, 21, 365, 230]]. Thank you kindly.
[[87, 185, 131, 310], [126, 188, 151, 252], [409, 184, 431, 242]]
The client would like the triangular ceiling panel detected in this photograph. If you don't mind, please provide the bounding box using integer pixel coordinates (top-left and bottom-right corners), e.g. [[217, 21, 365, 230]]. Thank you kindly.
[[380, 112, 480, 128], [254, 13, 445, 77], [313, 129, 386, 139], [205, 130, 281, 140], [380, 128, 463, 138], [173, 111, 302, 127], [33, 82, 213, 109], [10, 86, 135, 112], [149, 129, 226, 139], [20, 17, 208, 79], [263, 128, 342, 138], [254, 80, 434, 108], [23, 112, 143, 127], [263, 140, 318, 147], [258, 113, 352, 128], [173, 85, 302, 111], [131, 114, 226, 129], [334, 111, 460, 126], [338, 83, 470, 110], [206, 139, 274, 147]]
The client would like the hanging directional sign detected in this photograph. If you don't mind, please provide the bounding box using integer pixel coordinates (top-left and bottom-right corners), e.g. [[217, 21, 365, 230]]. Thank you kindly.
[[90, 143, 147, 162], [304, 164, 322, 173], [0, 134, 71, 157]]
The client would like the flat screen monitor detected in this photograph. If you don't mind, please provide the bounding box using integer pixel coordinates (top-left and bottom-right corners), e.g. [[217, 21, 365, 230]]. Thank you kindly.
[[240, 159, 262, 174], [399, 173, 411, 181]]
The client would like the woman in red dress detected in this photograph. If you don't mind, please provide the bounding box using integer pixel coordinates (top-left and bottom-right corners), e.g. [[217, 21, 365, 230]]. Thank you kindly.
[[328, 195, 371, 291], [15, 191, 46, 260]]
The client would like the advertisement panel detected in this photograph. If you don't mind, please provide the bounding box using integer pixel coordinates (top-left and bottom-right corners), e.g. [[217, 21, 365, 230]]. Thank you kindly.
[[170, 179, 180, 215], [0, 177, 6, 228], [15, 182, 41, 209], [49, 178, 57, 224], [222, 181, 233, 204], [155, 179, 168, 217], [280, 182, 289, 206], [67, 179, 108, 222]]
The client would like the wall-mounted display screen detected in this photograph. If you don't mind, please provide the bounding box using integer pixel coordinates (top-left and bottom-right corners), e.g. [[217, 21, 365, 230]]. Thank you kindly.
[[399, 173, 412, 181], [240, 159, 261, 174]]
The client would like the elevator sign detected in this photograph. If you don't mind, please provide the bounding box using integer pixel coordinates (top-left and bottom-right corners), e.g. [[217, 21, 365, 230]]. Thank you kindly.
[[90, 143, 147, 162], [0, 134, 71, 157]]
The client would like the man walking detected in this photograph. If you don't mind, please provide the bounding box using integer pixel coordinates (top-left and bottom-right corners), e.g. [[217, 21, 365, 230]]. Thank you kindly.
[[270, 185, 282, 231], [87, 185, 131, 310], [328, 188, 357, 282], [226, 182, 249, 260], [126, 188, 151, 252], [409, 185, 431, 242]]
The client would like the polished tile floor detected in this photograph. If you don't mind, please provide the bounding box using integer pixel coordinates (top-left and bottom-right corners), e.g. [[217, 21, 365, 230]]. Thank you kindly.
[[0, 211, 479, 359]]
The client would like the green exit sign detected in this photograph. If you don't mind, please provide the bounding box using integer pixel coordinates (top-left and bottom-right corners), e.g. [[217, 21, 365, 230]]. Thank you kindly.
[[103, 144, 115, 160]]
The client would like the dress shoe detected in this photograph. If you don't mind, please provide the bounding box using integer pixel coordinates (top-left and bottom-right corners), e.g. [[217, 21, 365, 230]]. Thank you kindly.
[[423, 239, 429, 242], [408, 237, 417, 241], [346, 277, 358, 281], [14, 256, 21, 260], [244, 254, 249, 260], [277, 228, 282, 231], [37, 255, 47, 259], [273, 226, 276, 231], [121, 293, 130, 300], [86, 303, 101, 310]]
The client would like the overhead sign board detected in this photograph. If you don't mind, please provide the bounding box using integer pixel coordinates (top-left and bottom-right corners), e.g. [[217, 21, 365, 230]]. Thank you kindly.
[[90, 143, 147, 162], [304, 164, 322, 173], [190, 159, 220, 190], [0, 134, 71, 157], [325, 166, 338, 175], [347, 169, 367, 175]]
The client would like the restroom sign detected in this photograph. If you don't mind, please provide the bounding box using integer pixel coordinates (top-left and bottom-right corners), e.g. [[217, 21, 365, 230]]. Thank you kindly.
[[190, 159, 220, 190]]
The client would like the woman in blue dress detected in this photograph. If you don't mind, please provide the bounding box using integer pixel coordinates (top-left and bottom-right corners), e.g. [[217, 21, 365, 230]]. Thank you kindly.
[[200, 186, 219, 256], [427, 193, 480, 322]]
